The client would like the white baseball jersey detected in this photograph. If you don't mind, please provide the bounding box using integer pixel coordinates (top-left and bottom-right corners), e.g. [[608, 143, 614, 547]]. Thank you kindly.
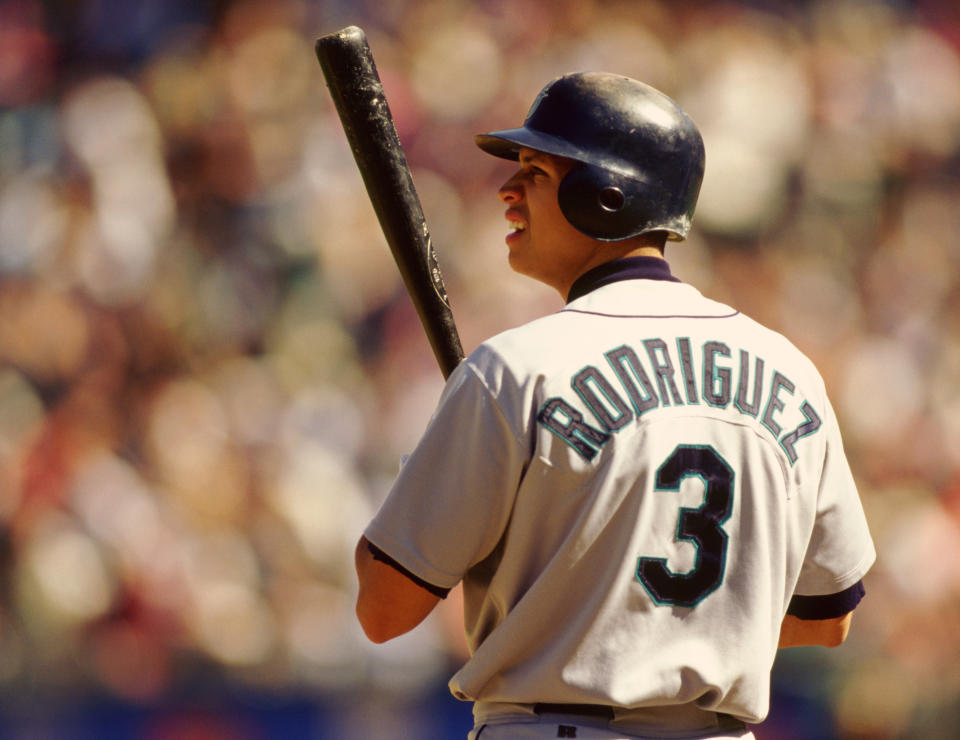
[[364, 257, 875, 728]]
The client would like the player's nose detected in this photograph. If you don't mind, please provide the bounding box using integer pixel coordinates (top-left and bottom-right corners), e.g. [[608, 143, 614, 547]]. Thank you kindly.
[[498, 172, 523, 203]]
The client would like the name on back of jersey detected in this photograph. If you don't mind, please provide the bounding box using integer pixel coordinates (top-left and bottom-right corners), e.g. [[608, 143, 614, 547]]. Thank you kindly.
[[536, 336, 822, 465]]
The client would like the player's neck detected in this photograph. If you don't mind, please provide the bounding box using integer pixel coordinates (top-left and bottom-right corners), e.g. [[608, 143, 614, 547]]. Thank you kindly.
[[621, 244, 666, 260], [549, 237, 667, 299]]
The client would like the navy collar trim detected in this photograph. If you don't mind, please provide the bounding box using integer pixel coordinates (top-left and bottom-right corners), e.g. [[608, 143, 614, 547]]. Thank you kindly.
[[566, 256, 680, 303]]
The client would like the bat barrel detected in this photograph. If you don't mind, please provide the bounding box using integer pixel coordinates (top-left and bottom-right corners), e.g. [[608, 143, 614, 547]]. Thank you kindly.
[[316, 27, 465, 379]]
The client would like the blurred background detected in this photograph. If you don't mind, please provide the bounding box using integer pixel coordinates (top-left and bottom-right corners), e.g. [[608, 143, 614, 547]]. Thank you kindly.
[[0, 0, 958, 737]]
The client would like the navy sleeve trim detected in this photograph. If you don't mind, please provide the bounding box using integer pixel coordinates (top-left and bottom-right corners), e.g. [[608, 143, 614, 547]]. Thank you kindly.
[[366, 541, 451, 599], [787, 580, 865, 619]]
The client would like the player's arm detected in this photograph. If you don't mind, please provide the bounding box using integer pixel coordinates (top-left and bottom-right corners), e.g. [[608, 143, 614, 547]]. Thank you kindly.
[[778, 612, 852, 648], [354, 535, 446, 643], [777, 580, 864, 649]]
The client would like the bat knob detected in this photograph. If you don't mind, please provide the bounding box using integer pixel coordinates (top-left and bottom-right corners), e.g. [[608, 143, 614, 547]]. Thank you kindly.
[[317, 25, 367, 55]]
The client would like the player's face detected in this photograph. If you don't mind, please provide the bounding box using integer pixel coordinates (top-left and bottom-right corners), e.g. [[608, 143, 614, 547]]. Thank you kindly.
[[498, 149, 603, 296]]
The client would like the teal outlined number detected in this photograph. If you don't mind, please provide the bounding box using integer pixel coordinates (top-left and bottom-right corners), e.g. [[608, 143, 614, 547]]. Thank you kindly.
[[637, 445, 734, 607]]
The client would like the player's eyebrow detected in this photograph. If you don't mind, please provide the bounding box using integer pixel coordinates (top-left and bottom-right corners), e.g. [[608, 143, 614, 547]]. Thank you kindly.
[[518, 149, 569, 174], [518, 149, 551, 166]]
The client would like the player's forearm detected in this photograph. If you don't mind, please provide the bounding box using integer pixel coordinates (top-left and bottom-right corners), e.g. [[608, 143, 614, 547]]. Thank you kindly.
[[777, 612, 852, 648]]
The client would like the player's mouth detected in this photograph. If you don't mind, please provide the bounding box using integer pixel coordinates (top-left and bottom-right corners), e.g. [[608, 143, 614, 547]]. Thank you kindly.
[[505, 211, 527, 244]]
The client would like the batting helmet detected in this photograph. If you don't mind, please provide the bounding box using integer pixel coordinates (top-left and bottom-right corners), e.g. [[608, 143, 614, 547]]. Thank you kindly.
[[475, 72, 705, 242]]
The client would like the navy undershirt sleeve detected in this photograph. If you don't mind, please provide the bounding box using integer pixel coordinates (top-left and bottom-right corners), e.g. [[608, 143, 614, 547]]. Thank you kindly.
[[787, 580, 865, 619], [366, 541, 451, 599]]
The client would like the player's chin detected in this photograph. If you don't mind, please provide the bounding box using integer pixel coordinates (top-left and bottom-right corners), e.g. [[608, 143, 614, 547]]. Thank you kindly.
[[507, 251, 553, 289], [506, 246, 530, 275]]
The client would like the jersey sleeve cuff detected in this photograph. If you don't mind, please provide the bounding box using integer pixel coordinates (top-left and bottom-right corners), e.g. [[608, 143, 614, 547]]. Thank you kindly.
[[367, 541, 452, 599], [787, 580, 865, 619]]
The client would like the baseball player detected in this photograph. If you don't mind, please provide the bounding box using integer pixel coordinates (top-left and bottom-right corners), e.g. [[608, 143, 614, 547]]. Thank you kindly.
[[355, 72, 875, 739]]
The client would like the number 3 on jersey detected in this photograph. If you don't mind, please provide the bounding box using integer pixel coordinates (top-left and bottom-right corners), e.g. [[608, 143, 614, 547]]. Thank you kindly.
[[637, 445, 734, 608]]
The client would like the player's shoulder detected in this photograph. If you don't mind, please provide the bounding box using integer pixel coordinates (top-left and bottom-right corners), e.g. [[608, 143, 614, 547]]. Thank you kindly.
[[451, 311, 573, 403], [468, 309, 573, 369], [737, 311, 824, 372], [434, 323, 555, 430]]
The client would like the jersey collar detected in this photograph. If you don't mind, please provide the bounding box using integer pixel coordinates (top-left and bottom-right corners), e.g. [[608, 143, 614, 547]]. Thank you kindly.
[[566, 256, 680, 304]]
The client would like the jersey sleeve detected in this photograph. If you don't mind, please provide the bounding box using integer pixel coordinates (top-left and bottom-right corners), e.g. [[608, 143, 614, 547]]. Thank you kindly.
[[793, 397, 876, 598], [363, 354, 529, 591]]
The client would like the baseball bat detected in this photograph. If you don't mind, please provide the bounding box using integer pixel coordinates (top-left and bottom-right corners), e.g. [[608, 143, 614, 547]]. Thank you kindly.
[[315, 26, 465, 379]]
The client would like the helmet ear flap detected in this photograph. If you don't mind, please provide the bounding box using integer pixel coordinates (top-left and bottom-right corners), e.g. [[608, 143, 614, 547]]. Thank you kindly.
[[558, 163, 647, 241]]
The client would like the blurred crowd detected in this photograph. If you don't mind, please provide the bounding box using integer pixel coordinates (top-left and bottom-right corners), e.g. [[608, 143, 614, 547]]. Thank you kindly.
[[1, 0, 959, 737]]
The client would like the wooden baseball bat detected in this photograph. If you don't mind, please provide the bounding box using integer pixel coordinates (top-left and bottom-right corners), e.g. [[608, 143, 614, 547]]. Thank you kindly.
[[315, 26, 465, 379]]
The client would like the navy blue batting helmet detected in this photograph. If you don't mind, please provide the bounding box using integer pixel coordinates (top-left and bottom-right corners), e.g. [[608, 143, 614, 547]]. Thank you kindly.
[[475, 72, 705, 242]]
